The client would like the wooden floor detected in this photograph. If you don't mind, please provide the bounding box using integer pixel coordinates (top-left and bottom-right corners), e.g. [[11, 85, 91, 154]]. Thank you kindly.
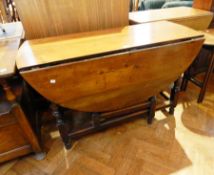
[[0, 74, 214, 175]]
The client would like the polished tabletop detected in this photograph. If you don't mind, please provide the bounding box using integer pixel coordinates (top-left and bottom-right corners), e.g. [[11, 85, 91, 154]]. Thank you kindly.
[[129, 7, 213, 24], [0, 22, 23, 78], [16, 21, 204, 70]]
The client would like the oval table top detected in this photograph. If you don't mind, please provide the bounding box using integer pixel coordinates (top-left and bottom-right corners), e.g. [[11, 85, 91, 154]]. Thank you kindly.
[[16, 21, 204, 71]]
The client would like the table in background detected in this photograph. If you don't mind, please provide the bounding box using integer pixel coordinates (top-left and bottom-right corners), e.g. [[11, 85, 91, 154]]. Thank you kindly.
[[129, 7, 213, 30]]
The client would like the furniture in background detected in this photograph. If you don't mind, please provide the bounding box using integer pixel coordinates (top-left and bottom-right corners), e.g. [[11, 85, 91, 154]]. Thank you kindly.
[[0, 0, 19, 23], [0, 22, 42, 163], [193, 0, 214, 27], [193, 0, 214, 11], [14, 0, 130, 39], [0, 0, 7, 22], [130, 0, 140, 11], [129, 7, 213, 30], [181, 29, 214, 103]]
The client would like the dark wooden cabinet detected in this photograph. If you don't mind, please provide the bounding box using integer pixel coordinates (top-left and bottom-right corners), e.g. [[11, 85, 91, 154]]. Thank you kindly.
[[0, 100, 42, 163]]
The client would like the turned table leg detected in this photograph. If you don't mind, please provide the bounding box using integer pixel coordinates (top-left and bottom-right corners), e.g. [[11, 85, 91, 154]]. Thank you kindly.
[[169, 78, 181, 115], [147, 96, 156, 124], [181, 72, 189, 91], [51, 104, 72, 150]]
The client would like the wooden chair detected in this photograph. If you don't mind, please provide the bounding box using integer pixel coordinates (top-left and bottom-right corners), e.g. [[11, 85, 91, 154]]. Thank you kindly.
[[181, 0, 214, 103], [181, 30, 214, 103]]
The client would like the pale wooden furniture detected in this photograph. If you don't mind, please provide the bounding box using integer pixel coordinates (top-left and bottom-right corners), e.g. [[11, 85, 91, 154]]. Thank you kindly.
[[129, 7, 213, 30], [181, 29, 214, 103], [193, 0, 214, 27], [14, 0, 130, 39], [16, 21, 204, 148], [0, 22, 42, 163]]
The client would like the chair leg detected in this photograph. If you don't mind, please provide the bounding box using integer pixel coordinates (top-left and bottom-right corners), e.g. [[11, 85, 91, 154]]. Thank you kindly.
[[147, 96, 156, 124], [198, 52, 214, 103], [51, 104, 72, 150], [169, 78, 181, 115]]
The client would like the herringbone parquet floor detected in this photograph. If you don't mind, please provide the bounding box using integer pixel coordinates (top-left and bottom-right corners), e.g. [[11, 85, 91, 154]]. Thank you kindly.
[[0, 74, 214, 175]]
